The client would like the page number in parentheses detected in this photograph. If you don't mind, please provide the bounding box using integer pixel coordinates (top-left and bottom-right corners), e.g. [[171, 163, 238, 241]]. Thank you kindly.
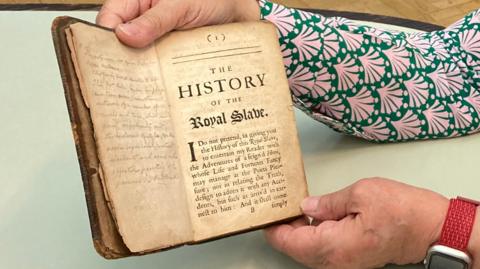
[[207, 33, 226, 43]]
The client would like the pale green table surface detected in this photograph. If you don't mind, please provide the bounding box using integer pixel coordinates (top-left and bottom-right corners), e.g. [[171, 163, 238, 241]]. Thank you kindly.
[[0, 11, 478, 269]]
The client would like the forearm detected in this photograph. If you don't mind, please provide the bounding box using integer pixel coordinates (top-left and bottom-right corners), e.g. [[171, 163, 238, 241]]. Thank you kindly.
[[259, 0, 480, 142], [469, 209, 480, 269]]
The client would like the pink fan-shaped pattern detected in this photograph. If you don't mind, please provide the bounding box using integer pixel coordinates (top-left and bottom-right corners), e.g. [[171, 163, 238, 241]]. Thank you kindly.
[[362, 117, 391, 141], [313, 68, 332, 98], [449, 102, 473, 129], [391, 110, 422, 140], [264, 4, 295, 37], [280, 43, 293, 67], [404, 74, 429, 107], [288, 65, 314, 97], [384, 46, 410, 76], [359, 48, 385, 84], [466, 88, 480, 116], [330, 17, 356, 28], [364, 27, 394, 44], [313, 95, 345, 120], [298, 9, 314, 21], [413, 52, 430, 69], [293, 26, 322, 62], [314, 15, 329, 31], [459, 29, 480, 59], [464, 55, 480, 73], [377, 81, 403, 114], [406, 33, 431, 55], [430, 35, 449, 60], [471, 13, 480, 24], [428, 63, 464, 98], [322, 28, 340, 59], [338, 29, 363, 51], [347, 88, 374, 121], [334, 57, 360, 91], [423, 100, 450, 135]]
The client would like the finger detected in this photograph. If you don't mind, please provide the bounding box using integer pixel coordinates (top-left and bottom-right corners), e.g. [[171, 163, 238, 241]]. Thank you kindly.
[[265, 224, 318, 257], [265, 220, 339, 264], [301, 186, 355, 221], [115, 1, 188, 48], [96, 0, 148, 28]]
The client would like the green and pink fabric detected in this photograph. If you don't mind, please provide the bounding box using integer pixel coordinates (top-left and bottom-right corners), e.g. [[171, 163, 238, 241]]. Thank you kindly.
[[259, 0, 480, 142]]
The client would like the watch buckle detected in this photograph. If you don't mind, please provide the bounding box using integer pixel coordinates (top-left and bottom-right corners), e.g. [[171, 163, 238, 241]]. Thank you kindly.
[[424, 245, 472, 269]]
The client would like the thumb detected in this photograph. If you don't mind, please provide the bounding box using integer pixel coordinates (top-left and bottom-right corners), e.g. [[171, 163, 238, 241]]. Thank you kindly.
[[301, 185, 355, 221], [115, 2, 188, 48]]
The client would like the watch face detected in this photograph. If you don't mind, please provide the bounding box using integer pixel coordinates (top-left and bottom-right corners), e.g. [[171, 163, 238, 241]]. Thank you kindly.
[[428, 253, 468, 269]]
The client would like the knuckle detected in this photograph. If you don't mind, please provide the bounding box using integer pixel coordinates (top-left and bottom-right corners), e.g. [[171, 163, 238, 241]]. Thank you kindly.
[[122, 0, 138, 16], [139, 13, 163, 33], [350, 179, 372, 198], [351, 177, 386, 198], [361, 228, 381, 250]]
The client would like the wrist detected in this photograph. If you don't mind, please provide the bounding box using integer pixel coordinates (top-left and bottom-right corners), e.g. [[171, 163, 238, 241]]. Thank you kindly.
[[425, 197, 479, 269], [427, 194, 450, 250], [468, 207, 480, 268]]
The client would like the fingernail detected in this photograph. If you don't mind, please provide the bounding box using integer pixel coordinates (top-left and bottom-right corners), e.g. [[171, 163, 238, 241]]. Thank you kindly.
[[301, 197, 319, 213], [117, 23, 140, 36]]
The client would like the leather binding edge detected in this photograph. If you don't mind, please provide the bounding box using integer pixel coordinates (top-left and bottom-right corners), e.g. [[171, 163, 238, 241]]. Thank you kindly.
[[51, 16, 131, 259]]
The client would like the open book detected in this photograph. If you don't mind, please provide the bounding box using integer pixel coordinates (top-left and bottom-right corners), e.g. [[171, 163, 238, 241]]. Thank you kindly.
[[52, 17, 308, 258]]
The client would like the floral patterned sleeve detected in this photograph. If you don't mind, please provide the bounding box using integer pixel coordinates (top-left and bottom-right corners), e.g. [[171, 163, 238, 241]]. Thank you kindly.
[[259, 0, 480, 142]]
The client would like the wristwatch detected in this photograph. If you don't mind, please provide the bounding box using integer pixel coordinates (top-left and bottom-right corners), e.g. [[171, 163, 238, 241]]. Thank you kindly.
[[424, 197, 479, 269]]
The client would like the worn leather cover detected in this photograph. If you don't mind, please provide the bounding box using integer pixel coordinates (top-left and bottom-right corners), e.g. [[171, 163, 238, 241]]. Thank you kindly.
[[52, 16, 135, 259], [51, 16, 303, 259]]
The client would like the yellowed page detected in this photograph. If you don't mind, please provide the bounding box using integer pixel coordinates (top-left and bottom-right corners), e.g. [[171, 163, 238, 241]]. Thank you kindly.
[[155, 22, 308, 240], [68, 23, 192, 252]]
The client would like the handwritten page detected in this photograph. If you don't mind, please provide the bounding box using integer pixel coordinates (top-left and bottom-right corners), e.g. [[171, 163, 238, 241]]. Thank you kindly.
[[68, 23, 192, 252], [155, 22, 308, 240]]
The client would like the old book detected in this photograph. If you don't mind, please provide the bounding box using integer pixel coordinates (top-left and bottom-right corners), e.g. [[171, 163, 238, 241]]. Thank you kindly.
[[52, 16, 308, 259]]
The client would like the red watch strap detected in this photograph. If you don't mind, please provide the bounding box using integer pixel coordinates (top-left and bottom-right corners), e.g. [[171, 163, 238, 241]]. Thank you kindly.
[[437, 197, 478, 251]]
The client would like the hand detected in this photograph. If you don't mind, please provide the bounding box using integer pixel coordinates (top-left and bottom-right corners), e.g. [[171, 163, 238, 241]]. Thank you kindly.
[[265, 178, 452, 269], [96, 0, 260, 48]]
